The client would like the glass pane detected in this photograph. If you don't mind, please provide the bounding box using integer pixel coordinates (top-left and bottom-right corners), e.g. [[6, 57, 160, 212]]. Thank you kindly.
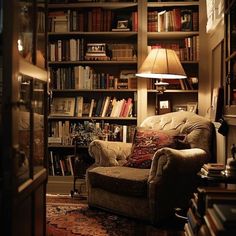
[[32, 79, 45, 174], [17, 74, 31, 185], [36, 0, 46, 68], [18, 0, 34, 62], [230, 4, 236, 105]]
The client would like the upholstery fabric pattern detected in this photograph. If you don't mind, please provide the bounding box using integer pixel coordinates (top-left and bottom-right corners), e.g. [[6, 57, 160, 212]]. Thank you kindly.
[[123, 128, 188, 168]]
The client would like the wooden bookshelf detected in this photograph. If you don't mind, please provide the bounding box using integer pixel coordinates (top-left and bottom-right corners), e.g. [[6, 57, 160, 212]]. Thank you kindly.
[[146, 0, 200, 115], [46, 0, 203, 193]]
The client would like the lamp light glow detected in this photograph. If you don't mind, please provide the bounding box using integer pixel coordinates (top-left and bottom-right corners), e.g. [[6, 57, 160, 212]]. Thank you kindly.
[[136, 48, 187, 93]]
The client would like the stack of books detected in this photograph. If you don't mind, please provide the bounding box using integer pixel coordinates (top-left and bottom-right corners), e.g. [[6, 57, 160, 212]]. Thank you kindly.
[[200, 163, 225, 177], [185, 187, 236, 236], [204, 204, 236, 236]]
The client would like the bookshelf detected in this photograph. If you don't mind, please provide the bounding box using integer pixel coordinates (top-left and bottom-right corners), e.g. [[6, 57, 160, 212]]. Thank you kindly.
[[46, 0, 140, 193], [46, 0, 203, 194], [146, 0, 200, 116]]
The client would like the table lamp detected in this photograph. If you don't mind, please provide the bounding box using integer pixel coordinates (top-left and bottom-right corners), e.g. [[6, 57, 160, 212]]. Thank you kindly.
[[136, 48, 187, 93]]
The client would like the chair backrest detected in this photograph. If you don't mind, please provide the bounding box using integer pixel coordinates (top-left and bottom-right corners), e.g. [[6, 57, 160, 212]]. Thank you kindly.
[[140, 111, 215, 162]]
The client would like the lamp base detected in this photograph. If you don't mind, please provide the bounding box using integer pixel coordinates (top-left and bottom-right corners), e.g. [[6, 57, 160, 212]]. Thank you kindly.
[[154, 80, 169, 94]]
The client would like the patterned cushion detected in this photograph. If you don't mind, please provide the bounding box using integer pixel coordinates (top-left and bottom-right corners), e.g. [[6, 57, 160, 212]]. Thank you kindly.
[[123, 128, 190, 169]]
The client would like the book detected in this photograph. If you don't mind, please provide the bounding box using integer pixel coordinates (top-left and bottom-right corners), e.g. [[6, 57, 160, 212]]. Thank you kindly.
[[76, 96, 83, 117], [82, 102, 91, 116], [68, 155, 74, 176], [101, 96, 110, 117], [187, 207, 201, 234], [205, 208, 224, 236], [59, 159, 65, 176], [213, 204, 236, 228], [203, 163, 225, 171], [88, 99, 95, 117], [49, 151, 55, 176]]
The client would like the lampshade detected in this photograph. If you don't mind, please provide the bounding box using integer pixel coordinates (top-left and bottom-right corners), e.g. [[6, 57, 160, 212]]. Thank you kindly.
[[136, 48, 187, 79]]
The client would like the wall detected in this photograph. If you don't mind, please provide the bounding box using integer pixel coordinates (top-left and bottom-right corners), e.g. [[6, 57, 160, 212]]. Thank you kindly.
[[203, 1, 236, 163]]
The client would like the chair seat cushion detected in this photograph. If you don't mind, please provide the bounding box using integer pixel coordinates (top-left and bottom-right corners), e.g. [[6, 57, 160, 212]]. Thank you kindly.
[[88, 166, 149, 198]]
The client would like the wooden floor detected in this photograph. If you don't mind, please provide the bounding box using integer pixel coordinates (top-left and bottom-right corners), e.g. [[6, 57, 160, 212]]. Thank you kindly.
[[46, 194, 185, 236]]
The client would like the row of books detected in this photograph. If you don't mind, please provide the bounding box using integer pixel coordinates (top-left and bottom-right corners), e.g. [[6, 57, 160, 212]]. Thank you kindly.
[[48, 8, 138, 33], [147, 8, 198, 32], [49, 120, 136, 145], [49, 39, 137, 62], [51, 96, 135, 117], [50, 66, 137, 90], [49, 152, 75, 176], [48, 152, 90, 178], [148, 35, 199, 62], [185, 186, 236, 236]]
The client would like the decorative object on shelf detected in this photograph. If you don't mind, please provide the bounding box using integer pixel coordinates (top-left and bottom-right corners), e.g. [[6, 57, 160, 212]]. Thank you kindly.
[[136, 48, 186, 94], [112, 20, 130, 31], [85, 43, 109, 61], [50, 97, 75, 116], [159, 100, 171, 115], [223, 144, 236, 177], [187, 102, 198, 113]]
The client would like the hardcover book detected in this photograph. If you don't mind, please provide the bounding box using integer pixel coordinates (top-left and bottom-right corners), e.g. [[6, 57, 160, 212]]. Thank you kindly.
[[213, 204, 236, 228]]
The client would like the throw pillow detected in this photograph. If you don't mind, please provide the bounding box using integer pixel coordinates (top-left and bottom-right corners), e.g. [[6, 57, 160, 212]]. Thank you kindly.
[[123, 128, 190, 169]]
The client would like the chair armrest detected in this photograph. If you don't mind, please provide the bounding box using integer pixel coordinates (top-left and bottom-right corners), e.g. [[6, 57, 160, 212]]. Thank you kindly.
[[149, 147, 207, 183], [148, 147, 208, 222], [88, 140, 132, 167]]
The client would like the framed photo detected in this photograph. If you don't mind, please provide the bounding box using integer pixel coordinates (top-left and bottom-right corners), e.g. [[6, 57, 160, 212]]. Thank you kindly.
[[51, 97, 75, 116], [209, 87, 224, 122], [117, 20, 128, 29], [159, 100, 171, 115], [187, 102, 198, 113]]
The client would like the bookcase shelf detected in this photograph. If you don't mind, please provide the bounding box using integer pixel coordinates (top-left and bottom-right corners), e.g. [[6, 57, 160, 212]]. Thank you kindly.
[[48, 116, 137, 121], [146, 0, 200, 115], [147, 31, 199, 39], [47, 0, 140, 193], [46, 0, 202, 194], [48, 60, 137, 65], [48, 31, 138, 37], [148, 89, 198, 93], [48, 2, 138, 10], [51, 88, 137, 92], [147, 1, 199, 7]]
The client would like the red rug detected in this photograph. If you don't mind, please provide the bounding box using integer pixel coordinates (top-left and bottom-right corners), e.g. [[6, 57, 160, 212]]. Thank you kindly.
[[46, 195, 184, 236]]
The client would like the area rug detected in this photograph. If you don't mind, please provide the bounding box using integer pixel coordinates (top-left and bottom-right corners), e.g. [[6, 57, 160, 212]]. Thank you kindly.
[[46, 195, 184, 236]]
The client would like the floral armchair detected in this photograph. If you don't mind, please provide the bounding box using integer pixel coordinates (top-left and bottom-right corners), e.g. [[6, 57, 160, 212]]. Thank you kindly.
[[86, 111, 215, 224]]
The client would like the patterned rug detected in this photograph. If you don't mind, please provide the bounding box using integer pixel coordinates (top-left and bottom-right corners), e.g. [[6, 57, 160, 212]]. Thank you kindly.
[[46, 195, 185, 236]]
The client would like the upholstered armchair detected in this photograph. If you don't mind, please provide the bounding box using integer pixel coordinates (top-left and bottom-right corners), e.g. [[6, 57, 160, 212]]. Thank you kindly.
[[86, 111, 215, 224]]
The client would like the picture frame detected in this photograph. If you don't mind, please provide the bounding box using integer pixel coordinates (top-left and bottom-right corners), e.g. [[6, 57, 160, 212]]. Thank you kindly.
[[117, 20, 128, 29], [159, 100, 171, 115], [209, 87, 224, 121], [51, 97, 75, 116], [187, 102, 198, 113]]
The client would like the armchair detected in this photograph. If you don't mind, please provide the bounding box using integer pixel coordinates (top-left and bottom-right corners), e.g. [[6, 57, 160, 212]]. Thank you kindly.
[[86, 111, 215, 224]]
